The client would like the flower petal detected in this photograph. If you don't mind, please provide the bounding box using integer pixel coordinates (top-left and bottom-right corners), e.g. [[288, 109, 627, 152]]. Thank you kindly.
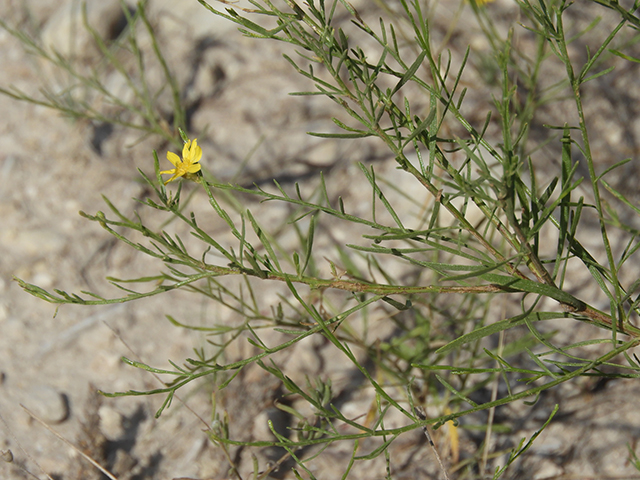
[[184, 139, 202, 165], [163, 172, 181, 185], [191, 142, 202, 163], [166, 151, 181, 166], [182, 140, 192, 160], [186, 163, 201, 173]]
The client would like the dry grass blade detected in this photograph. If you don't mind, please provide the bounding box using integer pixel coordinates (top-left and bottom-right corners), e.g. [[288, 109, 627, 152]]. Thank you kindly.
[[20, 405, 119, 480], [414, 406, 451, 480]]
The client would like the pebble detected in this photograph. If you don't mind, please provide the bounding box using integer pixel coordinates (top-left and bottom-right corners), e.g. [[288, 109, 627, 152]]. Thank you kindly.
[[1, 449, 13, 463], [40, 0, 125, 58], [22, 385, 70, 424], [98, 404, 124, 440], [532, 459, 564, 479]]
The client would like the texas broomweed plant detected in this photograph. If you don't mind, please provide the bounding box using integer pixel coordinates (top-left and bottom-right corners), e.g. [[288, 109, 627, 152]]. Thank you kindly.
[[9, 0, 640, 478]]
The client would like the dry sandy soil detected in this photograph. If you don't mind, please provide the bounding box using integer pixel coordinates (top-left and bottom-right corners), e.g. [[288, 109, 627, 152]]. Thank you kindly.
[[2, 0, 640, 479]]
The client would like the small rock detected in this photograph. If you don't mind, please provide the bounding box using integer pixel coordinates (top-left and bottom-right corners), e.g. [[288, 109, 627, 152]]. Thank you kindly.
[[1, 449, 13, 463], [98, 404, 124, 440], [532, 459, 564, 479], [41, 0, 127, 59], [23, 385, 70, 424]]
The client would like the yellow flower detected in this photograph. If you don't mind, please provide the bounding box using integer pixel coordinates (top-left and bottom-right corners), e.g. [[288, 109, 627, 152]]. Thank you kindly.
[[160, 138, 202, 184]]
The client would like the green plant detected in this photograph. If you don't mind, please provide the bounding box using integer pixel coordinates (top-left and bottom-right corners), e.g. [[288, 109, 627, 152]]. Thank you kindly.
[[8, 0, 640, 478]]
